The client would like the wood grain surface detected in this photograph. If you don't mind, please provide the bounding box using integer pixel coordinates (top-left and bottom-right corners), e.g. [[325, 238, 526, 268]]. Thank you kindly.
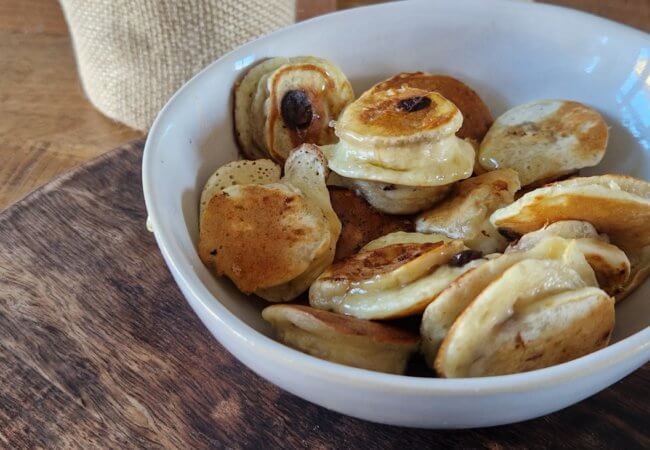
[[0, 140, 648, 449], [1, 0, 648, 211]]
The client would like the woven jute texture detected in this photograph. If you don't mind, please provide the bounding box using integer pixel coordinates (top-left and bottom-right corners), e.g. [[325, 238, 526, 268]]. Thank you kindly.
[[59, 0, 295, 130]]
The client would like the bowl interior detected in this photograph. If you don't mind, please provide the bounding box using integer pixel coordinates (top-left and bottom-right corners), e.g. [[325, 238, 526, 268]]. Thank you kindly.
[[145, 0, 650, 367]]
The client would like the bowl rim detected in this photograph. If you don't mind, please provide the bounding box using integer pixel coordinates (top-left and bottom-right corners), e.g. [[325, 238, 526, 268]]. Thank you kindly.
[[143, 0, 650, 394]]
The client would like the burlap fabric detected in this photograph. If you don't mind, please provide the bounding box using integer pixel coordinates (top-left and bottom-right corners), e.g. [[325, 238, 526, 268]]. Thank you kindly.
[[59, 0, 296, 130]]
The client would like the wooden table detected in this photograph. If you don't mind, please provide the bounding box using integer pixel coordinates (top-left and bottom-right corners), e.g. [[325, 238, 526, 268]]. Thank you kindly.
[[0, 0, 648, 210], [1, 1, 649, 448]]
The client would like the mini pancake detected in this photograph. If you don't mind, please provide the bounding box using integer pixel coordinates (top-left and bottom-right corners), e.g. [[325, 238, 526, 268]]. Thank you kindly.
[[614, 246, 650, 302], [262, 304, 419, 374], [420, 236, 595, 366], [362, 231, 453, 251], [322, 138, 475, 187], [199, 144, 341, 302], [370, 72, 494, 142], [335, 86, 462, 146], [234, 58, 288, 160], [505, 221, 630, 296], [416, 169, 521, 253], [324, 80, 475, 189], [490, 175, 650, 251], [199, 184, 329, 293], [506, 220, 602, 251], [328, 187, 413, 260], [478, 100, 608, 186], [234, 56, 354, 162], [435, 258, 612, 378], [199, 159, 280, 218], [335, 177, 452, 215], [310, 238, 484, 320]]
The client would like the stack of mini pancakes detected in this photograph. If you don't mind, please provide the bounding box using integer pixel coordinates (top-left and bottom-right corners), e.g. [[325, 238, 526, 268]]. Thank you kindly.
[[197, 55, 650, 377]]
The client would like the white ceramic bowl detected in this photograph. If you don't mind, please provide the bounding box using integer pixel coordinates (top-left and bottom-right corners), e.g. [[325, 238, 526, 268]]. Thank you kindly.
[[143, 0, 650, 428]]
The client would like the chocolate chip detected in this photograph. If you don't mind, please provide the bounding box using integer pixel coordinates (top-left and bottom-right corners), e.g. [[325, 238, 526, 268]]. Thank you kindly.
[[498, 228, 522, 242], [448, 249, 483, 267], [281, 90, 313, 130], [396, 96, 431, 113], [210, 249, 217, 256]]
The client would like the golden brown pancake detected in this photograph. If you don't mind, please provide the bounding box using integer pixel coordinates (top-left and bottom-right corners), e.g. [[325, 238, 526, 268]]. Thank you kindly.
[[335, 86, 462, 144], [234, 56, 354, 162], [262, 304, 419, 374], [198, 144, 340, 302], [435, 256, 612, 377], [328, 187, 413, 260], [310, 239, 474, 320], [479, 100, 608, 186], [505, 221, 631, 297], [416, 169, 521, 253], [371, 72, 494, 142], [199, 184, 329, 293], [490, 174, 650, 251]]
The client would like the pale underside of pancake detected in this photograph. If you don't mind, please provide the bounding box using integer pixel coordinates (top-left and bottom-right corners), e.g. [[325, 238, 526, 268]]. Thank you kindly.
[[504, 220, 630, 296], [369, 72, 494, 142], [415, 169, 521, 254], [333, 174, 452, 215], [478, 99, 608, 186], [235, 56, 353, 163], [328, 187, 413, 261], [322, 138, 475, 187], [309, 236, 486, 320], [435, 257, 613, 378], [420, 236, 597, 366], [199, 144, 341, 302], [490, 175, 650, 251], [262, 304, 419, 374]]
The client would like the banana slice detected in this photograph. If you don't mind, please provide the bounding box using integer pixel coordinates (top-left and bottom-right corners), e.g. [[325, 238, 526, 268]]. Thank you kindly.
[[234, 56, 354, 162], [420, 236, 595, 366], [478, 100, 608, 186], [262, 304, 419, 374], [199, 144, 341, 302], [310, 235, 486, 319], [435, 257, 612, 377], [491, 175, 650, 251], [416, 169, 521, 253]]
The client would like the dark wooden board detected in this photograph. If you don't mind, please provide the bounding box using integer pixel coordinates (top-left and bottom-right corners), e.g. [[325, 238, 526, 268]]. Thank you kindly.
[[0, 140, 648, 449]]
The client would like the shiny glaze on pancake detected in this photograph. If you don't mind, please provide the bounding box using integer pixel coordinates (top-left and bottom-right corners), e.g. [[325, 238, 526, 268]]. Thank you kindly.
[[320, 242, 444, 283], [372, 72, 494, 142], [267, 63, 336, 153], [336, 87, 461, 142]]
